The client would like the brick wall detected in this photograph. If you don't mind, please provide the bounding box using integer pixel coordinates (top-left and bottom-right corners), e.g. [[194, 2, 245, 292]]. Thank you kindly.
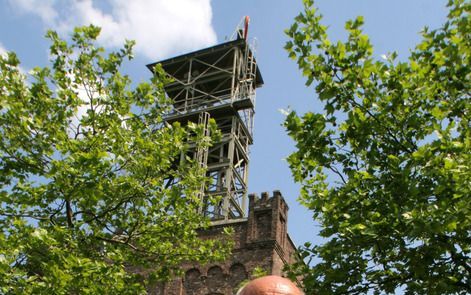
[[150, 190, 297, 295]]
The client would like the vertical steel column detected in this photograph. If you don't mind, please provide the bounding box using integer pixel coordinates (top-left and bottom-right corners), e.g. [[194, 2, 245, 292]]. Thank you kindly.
[[196, 112, 210, 214], [230, 48, 238, 102]]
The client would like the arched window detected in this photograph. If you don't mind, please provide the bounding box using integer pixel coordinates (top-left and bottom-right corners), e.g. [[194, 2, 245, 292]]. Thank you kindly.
[[184, 268, 202, 294], [206, 265, 225, 291]]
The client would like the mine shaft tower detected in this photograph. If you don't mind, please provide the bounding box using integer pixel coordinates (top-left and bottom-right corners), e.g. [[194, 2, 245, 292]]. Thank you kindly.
[[147, 18, 263, 222]]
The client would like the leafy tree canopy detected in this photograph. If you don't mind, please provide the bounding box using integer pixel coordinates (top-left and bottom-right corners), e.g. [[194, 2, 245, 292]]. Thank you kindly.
[[285, 0, 470, 294], [0, 25, 230, 294]]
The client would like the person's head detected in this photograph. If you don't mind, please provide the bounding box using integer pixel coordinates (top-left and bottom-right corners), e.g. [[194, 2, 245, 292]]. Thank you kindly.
[[237, 275, 304, 295]]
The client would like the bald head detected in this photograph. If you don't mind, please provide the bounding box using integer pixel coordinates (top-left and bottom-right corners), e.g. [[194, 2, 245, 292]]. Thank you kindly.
[[238, 275, 304, 295]]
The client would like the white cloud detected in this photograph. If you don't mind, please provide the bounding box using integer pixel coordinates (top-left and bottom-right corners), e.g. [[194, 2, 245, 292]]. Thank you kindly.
[[8, 0, 217, 60], [8, 0, 58, 24], [0, 43, 7, 57]]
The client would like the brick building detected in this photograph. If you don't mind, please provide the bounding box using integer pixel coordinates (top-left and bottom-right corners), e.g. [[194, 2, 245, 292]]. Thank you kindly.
[[153, 190, 297, 294]]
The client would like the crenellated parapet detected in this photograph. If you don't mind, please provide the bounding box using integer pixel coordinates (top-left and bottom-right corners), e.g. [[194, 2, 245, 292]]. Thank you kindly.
[[152, 190, 297, 295]]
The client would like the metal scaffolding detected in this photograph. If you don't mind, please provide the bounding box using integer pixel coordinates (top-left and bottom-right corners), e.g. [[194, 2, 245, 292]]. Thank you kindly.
[[147, 33, 263, 221]]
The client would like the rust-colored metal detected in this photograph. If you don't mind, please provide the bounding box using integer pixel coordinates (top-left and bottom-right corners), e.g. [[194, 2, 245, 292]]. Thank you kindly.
[[238, 275, 303, 295], [244, 16, 250, 40]]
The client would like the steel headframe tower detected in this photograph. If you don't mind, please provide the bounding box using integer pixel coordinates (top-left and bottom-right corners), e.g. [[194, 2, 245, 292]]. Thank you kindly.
[[147, 18, 263, 222]]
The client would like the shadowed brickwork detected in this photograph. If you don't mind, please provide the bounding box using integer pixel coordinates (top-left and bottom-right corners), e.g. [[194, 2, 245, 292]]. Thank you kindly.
[[151, 190, 297, 295]]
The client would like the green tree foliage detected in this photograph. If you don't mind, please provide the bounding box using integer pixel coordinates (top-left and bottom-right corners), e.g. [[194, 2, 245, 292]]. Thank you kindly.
[[284, 0, 470, 294], [0, 26, 230, 294]]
